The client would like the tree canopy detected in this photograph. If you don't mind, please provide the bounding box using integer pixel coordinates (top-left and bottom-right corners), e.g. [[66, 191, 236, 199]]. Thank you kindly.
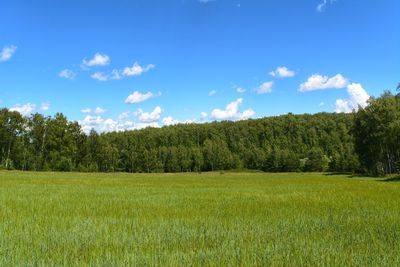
[[1, 89, 399, 176], [0, 109, 360, 173], [353, 91, 400, 175]]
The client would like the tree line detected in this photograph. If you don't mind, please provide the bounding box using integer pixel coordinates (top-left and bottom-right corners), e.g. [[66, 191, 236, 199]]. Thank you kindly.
[[0, 89, 399, 175]]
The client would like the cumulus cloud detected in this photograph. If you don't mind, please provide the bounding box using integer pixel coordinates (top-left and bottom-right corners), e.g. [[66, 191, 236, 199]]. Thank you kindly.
[[256, 82, 273, 94], [199, 112, 208, 122], [41, 102, 50, 111], [125, 91, 155, 104], [94, 107, 106, 114], [335, 99, 352, 113], [211, 98, 255, 121], [132, 122, 160, 130], [79, 113, 161, 134], [84, 59, 153, 81], [79, 115, 104, 133], [335, 83, 370, 113], [91, 69, 122, 81], [80, 115, 131, 133], [118, 111, 131, 120], [82, 53, 110, 67], [79, 108, 199, 133], [162, 116, 180, 126], [101, 118, 119, 132], [80, 107, 106, 115], [347, 83, 370, 107], [91, 72, 109, 82], [82, 115, 104, 126], [123, 62, 155, 77], [89, 62, 154, 81], [10, 103, 36, 116], [0, 45, 17, 62], [269, 66, 295, 78], [299, 74, 348, 92], [137, 106, 162, 123], [162, 116, 195, 126], [59, 69, 76, 79]]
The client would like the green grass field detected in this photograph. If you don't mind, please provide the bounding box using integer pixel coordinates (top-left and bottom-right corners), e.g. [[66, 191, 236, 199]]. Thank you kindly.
[[0, 171, 399, 266]]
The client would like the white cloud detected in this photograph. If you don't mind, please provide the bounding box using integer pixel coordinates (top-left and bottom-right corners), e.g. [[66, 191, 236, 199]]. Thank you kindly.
[[79, 115, 116, 134], [208, 90, 217, 96], [90, 62, 154, 81], [123, 62, 155, 77], [101, 118, 118, 132], [80, 107, 106, 114], [317, 0, 327, 12], [0, 45, 17, 62], [200, 112, 208, 122], [90, 69, 122, 81], [41, 102, 50, 111], [10, 103, 36, 116], [299, 74, 348, 92], [335, 99, 352, 113], [81, 108, 92, 113], [335, 83, 370, 113], [59, 69, 76, 79], [91, 72, 109, 82], [347, 83, 370, 108], [110, 69, 122, 80], [80, 116, 122, 133], [317, 0, 336, 12], [132, 122, 160, 130], [80, 109, 206, 133], [162, 116, 180, 126], [319, 102, 325, 107], [118, 111, 131, 120], [94, 107, 106, 114], [83, 53, 110, 67], [137, 106, 162, 123], [256, 82, 273, 94], [82, 115, 104, 126], [125, 91, 155, 104], [162, 116, 195, 126], [211, 98, 255, 121], [236, 87, 246, 93], [80, 125, 93, 134], [269, 66, 295, 78]]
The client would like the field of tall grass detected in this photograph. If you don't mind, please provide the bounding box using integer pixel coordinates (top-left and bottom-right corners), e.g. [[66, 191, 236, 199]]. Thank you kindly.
[[0, 171, 399, 266]]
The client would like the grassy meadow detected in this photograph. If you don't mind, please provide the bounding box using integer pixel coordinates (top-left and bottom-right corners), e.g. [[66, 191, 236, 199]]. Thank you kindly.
[[0, 171, 399, 266]]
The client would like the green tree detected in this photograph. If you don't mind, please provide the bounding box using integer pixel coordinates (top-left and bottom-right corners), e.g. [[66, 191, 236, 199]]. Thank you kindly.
[[26, 113, 49, 170], [0, 109, 24, 169], [353, 92, 400, 175], [304, 148, 330, 172]]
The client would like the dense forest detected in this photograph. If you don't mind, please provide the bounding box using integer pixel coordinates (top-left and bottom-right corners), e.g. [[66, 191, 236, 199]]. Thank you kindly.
[[1, 90, 399, 175]]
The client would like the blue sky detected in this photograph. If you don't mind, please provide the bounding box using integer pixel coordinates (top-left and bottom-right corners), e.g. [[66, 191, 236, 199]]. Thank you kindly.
[[1, 0, 399, 132]]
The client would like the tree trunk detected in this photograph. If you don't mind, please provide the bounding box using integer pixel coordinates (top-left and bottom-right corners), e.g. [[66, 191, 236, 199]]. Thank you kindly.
[[5, 139, 11, 169]]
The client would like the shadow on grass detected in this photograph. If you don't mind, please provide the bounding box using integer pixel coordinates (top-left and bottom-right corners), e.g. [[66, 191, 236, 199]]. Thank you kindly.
[[324, 172, 353, 176], [381, 176, 400, 182], [324, 172, 377, 178]]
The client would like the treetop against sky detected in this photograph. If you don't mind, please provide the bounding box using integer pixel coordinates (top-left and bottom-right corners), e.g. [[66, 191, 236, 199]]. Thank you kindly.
[[1, 0, 399, 133]]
